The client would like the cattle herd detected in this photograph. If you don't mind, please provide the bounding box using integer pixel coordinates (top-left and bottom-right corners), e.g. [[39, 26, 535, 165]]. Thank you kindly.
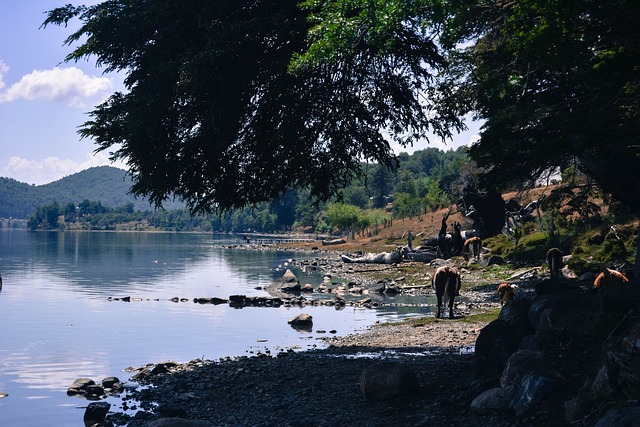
[[431, 245, 632, 318]]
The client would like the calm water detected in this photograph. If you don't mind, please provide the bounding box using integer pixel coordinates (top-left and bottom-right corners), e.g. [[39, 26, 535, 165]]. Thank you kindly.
[[0, 230, 432, 426]]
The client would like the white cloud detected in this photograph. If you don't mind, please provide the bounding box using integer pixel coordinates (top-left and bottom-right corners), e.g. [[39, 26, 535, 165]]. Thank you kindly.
[[0, 66, 112, 108], [0, 60, 8, 90], [3, 153, 126, 185]]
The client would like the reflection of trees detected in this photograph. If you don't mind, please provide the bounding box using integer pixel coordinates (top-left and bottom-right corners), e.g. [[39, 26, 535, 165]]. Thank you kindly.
[[19, 232, 215, 291], [216, 247, 322, 286]]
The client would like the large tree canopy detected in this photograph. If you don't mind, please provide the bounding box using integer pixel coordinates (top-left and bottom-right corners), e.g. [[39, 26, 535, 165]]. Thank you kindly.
[[43, 0, 462, 213], [459, 0, 640, 215]]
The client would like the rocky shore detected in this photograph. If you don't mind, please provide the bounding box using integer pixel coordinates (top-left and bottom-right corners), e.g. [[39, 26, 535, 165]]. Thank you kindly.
[[74, 245, 640, 427]]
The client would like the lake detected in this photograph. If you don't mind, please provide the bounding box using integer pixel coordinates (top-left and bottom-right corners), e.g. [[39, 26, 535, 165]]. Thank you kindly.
[[0, 230, 432, 426]]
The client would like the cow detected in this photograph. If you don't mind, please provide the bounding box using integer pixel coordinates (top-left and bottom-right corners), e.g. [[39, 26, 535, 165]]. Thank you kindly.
[[432, 266, 461, 318], [546, 248, 563, 280], [593, 268, 630, 288], [497, 283, 515, 305], [462, 236, 482, 262]]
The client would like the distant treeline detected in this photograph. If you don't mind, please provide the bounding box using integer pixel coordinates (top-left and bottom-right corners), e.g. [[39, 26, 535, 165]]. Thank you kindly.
[[22, 147, 471, 233]]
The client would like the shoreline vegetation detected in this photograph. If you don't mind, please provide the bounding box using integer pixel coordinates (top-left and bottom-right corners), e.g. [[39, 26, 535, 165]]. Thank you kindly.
[[83, 205, 639, 427], [24, 193, 637, 425]]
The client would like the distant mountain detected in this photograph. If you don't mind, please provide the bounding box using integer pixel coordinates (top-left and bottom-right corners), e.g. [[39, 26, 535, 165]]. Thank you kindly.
[[0, 166, 184, 219]]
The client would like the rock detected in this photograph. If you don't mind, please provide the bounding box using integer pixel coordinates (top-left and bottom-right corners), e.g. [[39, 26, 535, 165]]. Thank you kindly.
[[84, 401, 111, 423], [470, 386, 515, 414], [151, 361, 178, 376], [475, 319, 519, 377], [193, 297, 228, 304], [102, 376, 121, 389], [280, 268, 299, 284], [288, 313, 313, 331], [500, 350, 547, 388], [561, 265, 578, 279], [84, 384, 105, 398], [484, 255, 505, 266], [146, 419, 212, 427], [430, 258, 450, 268], [595, 407, 640, 427], [527, 294, 570, 331], [384, 284, 401, 294], [564, 397, 584, 423], [266, 269, 301, 295], [622, 320, 640, 355], [359, 362, 420, 401], [534, 278, 574, 296], [67, 378, 95, 396], [364, 281, 386, 294], [498, 297, 534, 341], [578, 271, 597, 283], [602, 351, 640, 391], [509, 375, 559, 414]]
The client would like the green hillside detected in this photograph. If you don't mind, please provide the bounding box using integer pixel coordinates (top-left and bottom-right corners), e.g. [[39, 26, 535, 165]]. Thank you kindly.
[[0, 166, 183, 219]]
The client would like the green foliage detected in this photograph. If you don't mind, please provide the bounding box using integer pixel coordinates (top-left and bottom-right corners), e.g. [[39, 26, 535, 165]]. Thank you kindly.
[[27, 202, 61, 230], [44, 0, 464, 214], [325, 203, 361, 233], [462, 0, 640, 216]]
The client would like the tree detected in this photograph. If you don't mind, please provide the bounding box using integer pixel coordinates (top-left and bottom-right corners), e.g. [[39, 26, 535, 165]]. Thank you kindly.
[[449, 0, 640, 277], [43, 0, 463, 214], [325, 203, 361, 235], [455, 0, 640, 215]]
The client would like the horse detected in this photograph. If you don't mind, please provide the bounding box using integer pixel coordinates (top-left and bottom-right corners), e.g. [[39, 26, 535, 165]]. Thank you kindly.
[[497, 283, 515, 305], [545, 248, 563, 280], [593, 268, 629, 288], [432, 266, 461, 318], [462, 236, 482, 262]]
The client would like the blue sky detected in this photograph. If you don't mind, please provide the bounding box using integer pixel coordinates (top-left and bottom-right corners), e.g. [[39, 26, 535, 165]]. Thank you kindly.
[[0, 1, 479, 186]]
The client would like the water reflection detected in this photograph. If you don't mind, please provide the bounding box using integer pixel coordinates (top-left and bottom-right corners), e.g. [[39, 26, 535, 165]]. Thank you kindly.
[[0, 230, 432, 426]]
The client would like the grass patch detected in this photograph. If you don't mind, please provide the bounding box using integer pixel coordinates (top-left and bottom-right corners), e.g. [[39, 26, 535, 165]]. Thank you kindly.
[[393, 307, 501, 328], [459, 308, 501, 323]]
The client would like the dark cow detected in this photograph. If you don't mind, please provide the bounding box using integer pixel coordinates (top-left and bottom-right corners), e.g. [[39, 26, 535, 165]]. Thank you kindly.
[[432, 266, 461, 318], [545, 248, 563, 280]]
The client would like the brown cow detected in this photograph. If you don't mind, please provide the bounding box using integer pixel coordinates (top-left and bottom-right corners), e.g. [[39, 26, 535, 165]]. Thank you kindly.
[[462, 236, 482, 262], [432, 266, 461, 318], [545, 248, 563, 280], [593, 268, 629, 288], [497, 283, 515, 306]]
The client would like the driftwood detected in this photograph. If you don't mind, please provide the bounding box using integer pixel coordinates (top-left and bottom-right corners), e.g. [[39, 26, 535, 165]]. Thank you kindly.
[[322, 238, 346, 246], [341, 249, 403, 264]]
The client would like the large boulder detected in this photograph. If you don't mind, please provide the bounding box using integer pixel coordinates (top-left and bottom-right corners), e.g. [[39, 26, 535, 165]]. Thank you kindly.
[[509, 375, 559, 415], [359, 362, 420, 401], [266, 269, 301, 296], [475, 319, 519, 377], [500, 350, 548, 389], [84, 401, 111, 424], [470, 386, 515, 414], [595, 407, 640, 427], [288, 313, 313, 332], [498, 297, 534, 342]]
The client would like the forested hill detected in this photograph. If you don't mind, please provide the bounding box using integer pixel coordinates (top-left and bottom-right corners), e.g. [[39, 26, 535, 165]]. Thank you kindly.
[[0, 166, 183, 219]]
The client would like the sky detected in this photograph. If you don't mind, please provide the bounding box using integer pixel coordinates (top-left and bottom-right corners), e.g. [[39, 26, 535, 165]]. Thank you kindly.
[[0, 1, 480, 186]]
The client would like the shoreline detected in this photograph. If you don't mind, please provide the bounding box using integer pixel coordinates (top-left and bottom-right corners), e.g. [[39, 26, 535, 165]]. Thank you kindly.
[[101, 245, 517, 426]]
